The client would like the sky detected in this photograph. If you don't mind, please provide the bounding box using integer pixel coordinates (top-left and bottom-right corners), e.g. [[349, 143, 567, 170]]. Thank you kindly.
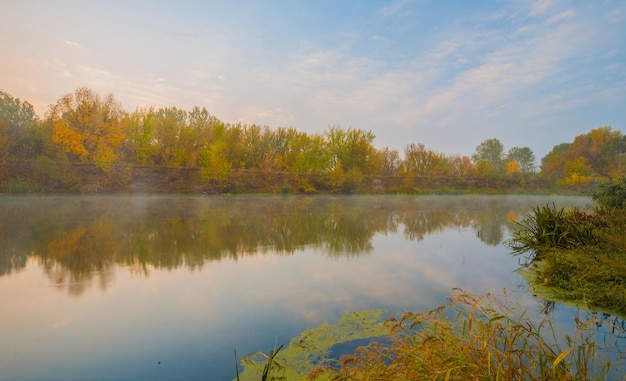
[[1, 0, 625, 160]]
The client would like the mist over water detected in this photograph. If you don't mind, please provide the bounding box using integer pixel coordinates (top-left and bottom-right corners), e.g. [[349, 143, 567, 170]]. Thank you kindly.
[[0, 194, 607, 380]]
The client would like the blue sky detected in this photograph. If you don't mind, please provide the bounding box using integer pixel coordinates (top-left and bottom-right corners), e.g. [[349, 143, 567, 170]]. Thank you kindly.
[[1, 0, 624, 160]]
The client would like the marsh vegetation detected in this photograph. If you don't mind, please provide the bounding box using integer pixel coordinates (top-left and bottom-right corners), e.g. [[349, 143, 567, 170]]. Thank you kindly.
[[507, 177, 626, 316]]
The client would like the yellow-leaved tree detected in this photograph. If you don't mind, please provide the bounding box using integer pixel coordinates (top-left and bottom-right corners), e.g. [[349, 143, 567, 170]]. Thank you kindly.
[[46, 87, 125, 172]]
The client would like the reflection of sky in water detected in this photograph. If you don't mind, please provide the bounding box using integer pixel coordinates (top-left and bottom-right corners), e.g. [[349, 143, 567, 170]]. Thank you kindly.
[[2, 195, 621, 380]]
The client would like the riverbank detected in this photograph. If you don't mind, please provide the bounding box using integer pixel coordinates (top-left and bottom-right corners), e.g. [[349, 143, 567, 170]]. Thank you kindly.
[[1, 159, 554, 194]]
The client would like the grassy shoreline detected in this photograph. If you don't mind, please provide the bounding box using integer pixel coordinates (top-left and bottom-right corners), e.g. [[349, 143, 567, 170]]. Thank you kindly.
[[506, 178, 626, 317]]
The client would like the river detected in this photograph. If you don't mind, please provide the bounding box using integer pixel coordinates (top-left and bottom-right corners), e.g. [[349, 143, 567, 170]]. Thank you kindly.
[[0, 194, 621, 380]]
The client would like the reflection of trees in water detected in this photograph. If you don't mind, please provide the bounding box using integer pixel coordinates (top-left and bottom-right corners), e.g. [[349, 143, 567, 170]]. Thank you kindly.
[[0, 195, 589, 294]]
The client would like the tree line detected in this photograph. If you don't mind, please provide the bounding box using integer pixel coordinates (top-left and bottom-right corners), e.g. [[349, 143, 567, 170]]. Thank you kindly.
[[1, 87, 624, 192]]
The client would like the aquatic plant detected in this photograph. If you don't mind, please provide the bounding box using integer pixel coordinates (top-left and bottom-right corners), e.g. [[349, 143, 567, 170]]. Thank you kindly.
[[310, 290, 617, 380], [235, 344, 286, 381], [234, 310, 388, 380]]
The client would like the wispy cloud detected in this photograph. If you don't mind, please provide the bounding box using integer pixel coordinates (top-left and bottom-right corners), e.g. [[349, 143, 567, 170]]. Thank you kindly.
[[380, 0, 412, 17], [530, 0, 558, 17], [546, 9, 574, 25], [63, 39, 81, 48], [78, 65, 119, 88]]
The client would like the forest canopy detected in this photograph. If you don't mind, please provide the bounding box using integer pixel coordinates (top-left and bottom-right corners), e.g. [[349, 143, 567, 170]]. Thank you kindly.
[[1, 88, 624, 193]]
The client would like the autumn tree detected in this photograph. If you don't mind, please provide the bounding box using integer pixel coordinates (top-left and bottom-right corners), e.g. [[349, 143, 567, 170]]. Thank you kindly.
[[46, 87, 125, 171], [540, 127, 625, 186], [401, 143, 449, 178], [448, 155, 475, 178], [371, 147, 400, 177], [540, 143, 570, 181]]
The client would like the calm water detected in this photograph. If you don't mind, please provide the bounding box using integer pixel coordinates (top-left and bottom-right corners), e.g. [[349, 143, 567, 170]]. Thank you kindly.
[[0, 194, 620, 380]]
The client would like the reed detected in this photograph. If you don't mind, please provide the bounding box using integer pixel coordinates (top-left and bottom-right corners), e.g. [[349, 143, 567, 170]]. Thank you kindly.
[[310, 290, 616, 380]]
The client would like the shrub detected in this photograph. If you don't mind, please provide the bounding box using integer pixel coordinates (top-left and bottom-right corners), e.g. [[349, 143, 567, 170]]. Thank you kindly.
[[591, 176, 626, 209]]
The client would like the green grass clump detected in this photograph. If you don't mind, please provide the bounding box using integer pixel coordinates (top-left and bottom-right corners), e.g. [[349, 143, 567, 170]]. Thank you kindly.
[[506, 204, 600, 262], [518, 210, 626, 315], [310, 291, 616, 381]]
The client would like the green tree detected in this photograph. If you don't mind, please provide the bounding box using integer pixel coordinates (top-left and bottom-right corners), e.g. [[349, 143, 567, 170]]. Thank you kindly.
[[151, 107, 187, 166], [0, 90, 41, 158], [120, 108, 158, 165], [325, 127, 376, 174], [506, 146, 535, 174], [472, 138, 504, 177], [199, 140, 232, 189], [288, 133, 329, 191]]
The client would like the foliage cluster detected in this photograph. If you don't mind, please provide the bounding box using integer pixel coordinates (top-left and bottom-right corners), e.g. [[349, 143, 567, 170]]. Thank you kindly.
[[303, 291, 616, 380], [541, 127, 626, 188]]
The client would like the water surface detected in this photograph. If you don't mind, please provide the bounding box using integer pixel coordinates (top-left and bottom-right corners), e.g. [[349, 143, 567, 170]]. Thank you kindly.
[[0, 194, 612, 380]]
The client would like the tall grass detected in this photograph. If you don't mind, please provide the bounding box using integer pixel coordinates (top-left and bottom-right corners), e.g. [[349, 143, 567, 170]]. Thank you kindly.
[[506, 204, 600, 262], [506, 196, 626, 315], [310, 290, 617, 380], [519, 210, 626, 315]]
